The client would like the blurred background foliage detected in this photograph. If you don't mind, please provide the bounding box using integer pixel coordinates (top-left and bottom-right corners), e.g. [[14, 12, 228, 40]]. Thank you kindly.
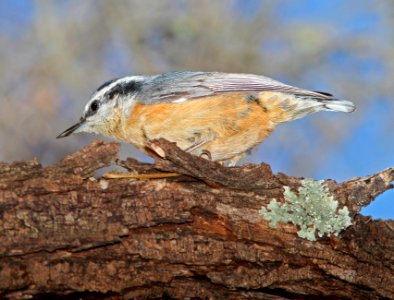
[[0, 0, 393, 218]]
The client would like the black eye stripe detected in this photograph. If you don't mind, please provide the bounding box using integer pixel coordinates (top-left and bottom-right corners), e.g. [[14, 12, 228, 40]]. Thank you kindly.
[[107, 86, 122, 99], [123, 80, 140, 93], [105, 80, 141, 99]]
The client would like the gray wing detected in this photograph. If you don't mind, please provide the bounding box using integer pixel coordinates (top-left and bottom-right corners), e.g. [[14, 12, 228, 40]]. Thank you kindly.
[[136, 71, 334, 104]]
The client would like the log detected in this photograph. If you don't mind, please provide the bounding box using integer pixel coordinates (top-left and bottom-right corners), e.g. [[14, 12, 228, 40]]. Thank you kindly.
[[0, 139, 393, 300]]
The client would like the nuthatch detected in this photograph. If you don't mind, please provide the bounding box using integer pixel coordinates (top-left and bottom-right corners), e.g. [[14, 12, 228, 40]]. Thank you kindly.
[[57, 71, 355, 166]]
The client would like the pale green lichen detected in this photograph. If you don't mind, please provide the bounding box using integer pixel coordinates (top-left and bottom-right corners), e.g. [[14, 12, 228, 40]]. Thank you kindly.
[[259, 178, 352, 241]]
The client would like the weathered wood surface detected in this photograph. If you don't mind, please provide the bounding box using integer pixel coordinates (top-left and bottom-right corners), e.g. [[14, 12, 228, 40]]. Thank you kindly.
[[0, 139, 393, 300]]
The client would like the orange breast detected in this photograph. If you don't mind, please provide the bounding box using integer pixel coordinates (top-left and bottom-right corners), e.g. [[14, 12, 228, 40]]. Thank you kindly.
[[124, 92, 282, 162]]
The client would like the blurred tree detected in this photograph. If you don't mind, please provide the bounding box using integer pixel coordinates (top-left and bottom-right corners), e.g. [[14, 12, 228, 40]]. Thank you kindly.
[[0, 0, 392, 180]]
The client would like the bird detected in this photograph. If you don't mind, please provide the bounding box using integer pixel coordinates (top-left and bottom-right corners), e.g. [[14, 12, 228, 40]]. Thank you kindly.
[[57, 71, 355, 169]]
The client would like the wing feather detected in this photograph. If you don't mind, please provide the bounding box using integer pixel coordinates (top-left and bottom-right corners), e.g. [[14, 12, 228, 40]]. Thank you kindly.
[[136, 71, 333, 104]]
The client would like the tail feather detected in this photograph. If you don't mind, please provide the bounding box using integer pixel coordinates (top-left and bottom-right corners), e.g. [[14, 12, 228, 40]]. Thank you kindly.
[[258, 92, 356, 123], [321, 99, 356, 113]]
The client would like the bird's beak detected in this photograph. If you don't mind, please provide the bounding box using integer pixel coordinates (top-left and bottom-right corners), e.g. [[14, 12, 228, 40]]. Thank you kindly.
[[56, 118, 86, 139]]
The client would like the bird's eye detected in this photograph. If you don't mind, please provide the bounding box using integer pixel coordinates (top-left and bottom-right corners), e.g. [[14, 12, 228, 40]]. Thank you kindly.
[[90, 100, 99, 112]]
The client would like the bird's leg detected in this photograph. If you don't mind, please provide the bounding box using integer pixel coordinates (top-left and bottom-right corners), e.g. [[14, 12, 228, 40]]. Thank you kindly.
[[185, 140, 210, 153], [103, 140, 215, 180]]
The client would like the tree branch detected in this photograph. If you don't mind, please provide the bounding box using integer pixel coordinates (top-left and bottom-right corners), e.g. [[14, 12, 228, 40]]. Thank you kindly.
[[0, 139, 393, 299]]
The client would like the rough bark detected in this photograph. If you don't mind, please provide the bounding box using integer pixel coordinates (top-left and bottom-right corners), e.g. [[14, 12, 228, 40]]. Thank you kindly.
[[0, 139, 393, 300]]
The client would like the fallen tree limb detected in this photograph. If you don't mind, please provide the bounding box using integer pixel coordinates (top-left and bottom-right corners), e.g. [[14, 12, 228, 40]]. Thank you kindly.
[[0, 139, 393, 299]]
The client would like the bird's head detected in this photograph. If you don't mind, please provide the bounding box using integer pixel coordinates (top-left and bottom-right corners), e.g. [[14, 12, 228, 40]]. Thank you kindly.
[[56, 76, 145, 139]]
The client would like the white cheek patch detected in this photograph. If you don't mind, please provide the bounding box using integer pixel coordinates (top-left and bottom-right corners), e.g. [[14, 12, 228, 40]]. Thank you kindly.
[[121, 95, 138, 116]]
